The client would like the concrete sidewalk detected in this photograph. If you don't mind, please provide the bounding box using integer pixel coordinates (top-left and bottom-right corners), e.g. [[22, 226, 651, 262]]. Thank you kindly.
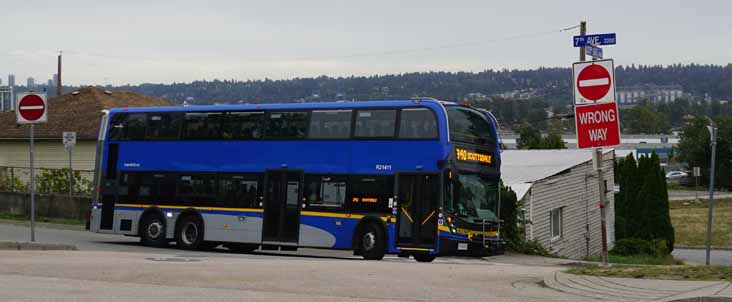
[[544, 271, 732, 301]]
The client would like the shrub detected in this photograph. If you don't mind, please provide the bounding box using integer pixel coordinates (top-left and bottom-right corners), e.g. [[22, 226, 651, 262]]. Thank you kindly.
[[611, 238, 656, 256]]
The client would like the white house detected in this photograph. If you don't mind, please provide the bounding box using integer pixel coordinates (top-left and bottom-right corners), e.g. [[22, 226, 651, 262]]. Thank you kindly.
[[501, 149, 615, 259]]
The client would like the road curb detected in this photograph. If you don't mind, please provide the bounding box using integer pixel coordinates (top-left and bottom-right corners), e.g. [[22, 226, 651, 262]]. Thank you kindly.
[[0, 241, 77, 251]]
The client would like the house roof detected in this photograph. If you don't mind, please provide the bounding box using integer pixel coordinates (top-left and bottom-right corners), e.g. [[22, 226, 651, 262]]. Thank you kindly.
[[0, 87, 173, 140], [501, 149, 614, 200]]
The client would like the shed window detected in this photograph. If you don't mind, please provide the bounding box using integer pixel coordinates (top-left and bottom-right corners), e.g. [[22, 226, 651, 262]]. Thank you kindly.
[[550, 207, 563, 240]]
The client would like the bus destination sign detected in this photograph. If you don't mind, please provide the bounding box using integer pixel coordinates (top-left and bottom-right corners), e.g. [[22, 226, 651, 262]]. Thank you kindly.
[[455, 148, 493, 165]]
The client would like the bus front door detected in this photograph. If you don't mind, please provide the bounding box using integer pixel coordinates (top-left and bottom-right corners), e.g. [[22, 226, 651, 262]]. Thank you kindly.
[[395, 173, 439, 250], [262, 170, 303, 246]]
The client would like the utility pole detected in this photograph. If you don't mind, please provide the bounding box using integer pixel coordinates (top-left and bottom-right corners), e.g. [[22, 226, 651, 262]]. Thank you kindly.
[[705, 122, 717, 265], [579, 20, 609, 266], [57, 51, 62, 97]]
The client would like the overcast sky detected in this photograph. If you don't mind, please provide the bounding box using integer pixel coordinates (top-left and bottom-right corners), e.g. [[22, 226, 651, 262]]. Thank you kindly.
[[2, 0, 730, 86]]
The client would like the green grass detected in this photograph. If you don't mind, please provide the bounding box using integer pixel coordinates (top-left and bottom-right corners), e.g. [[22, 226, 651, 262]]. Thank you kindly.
[[586, 254, 684, 266], [568, 264, 732, 281], [0, 212, 85, 226], [670, 198, 732, 248]]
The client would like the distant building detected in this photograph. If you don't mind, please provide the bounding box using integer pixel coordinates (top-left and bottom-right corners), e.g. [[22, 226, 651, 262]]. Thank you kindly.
[[0, 86, 12, 112], [26, 77, 35, 90], [8, 74, 15, 88], [502, 149, 616, 259], [617, 84, 685, 107]]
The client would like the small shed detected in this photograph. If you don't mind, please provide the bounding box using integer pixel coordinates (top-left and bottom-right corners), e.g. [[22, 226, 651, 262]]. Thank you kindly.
[[502, 149, 615, 259]]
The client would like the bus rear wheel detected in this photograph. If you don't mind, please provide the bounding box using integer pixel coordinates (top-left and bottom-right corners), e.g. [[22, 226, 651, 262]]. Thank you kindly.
[[413, 254, 436, 263], [176, 215, 205, 250], [140, 213, 168, 247], [359, 223, 386, 260]]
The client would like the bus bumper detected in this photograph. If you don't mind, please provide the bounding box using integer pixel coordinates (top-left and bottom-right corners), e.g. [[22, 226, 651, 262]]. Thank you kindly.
[[439, 236, 504, 257]]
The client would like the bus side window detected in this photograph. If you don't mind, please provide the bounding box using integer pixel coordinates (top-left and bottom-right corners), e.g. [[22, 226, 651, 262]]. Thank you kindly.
[[265, 111, 308, 139], [146, 112, 183, 140], [348, 175, 393, 213], [304, 175, 347, 209], [125, 113, 147, 140], [223, 112, 264, 139], [219, 175, 261, 208], [308, 110, 352, 139], [399, 108, 438, 139], [184, 112, 224, 140], [109, 113, 127, 140], [354, 110, 396, 138], [177, 174, 216, 206]]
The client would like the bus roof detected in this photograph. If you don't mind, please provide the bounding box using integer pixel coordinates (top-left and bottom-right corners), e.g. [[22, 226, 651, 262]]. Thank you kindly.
[[108, 99, 460, 114]]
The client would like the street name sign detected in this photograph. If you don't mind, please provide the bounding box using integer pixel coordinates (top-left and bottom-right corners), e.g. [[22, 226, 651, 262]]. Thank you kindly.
[[16, 93, 48, 124], [573, 59, 615, 106], [585, 44, 603, 60], [573, 33, 616, 47], [574, 102, 621, 149], [63, 132, 76, 151]]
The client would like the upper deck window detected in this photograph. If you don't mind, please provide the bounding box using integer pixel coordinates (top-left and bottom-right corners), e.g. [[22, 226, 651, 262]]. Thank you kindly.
[[398, 108, 438, 139], [184, 112, 224, 139], [109, 113, 146, 140], [265, 111, 308, 139], [146, 112, 183, 140], [309, 110, 352, 139], [223, 112, 264, 139], [446, 106, 495, 147], [354, 109, 396, 138]]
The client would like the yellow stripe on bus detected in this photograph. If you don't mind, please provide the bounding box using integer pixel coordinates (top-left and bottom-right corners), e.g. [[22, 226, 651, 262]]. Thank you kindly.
[[113, 203, 396, 222]]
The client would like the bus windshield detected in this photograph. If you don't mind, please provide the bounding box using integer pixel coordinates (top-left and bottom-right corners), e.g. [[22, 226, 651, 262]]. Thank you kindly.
[[453, 173, 499, 222], [446, 106, 495, 147]]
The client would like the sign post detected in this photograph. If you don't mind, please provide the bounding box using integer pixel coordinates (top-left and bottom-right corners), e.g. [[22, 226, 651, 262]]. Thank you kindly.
[[572, 22, 619, 267], [16, 93, 48, 242], [63, 132, 76, 203]]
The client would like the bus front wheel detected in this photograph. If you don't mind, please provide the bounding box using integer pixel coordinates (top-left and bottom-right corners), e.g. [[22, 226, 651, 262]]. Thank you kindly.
[[413, 254, 436, 263], [359, 223, 386, 260]]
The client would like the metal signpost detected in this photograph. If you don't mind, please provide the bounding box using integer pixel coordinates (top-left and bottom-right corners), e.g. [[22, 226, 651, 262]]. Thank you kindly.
[[572, 22, 618, 266], [63, 132, 77, 202], [694, 166, 701, 201], [16, 93, 48, 242], [705, 124, 717, 265]]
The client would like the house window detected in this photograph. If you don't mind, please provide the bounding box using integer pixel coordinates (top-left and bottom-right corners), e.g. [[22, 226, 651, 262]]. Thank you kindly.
[[550, 207, 563, 240]]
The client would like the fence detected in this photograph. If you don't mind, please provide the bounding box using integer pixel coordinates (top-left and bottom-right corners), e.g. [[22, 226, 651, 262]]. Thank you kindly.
[[0, 166, 95, 197]]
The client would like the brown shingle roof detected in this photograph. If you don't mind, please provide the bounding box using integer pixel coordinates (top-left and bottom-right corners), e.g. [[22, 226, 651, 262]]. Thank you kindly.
[[0, 87, 173, 140]]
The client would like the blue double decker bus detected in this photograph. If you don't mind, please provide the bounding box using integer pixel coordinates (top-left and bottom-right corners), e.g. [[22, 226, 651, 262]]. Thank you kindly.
[[90, 99, 502, 262]]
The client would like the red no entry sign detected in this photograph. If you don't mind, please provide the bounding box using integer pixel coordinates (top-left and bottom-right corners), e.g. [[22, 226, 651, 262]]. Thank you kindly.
[[573, 59, 615, 106], [16, 93, 48, 124]]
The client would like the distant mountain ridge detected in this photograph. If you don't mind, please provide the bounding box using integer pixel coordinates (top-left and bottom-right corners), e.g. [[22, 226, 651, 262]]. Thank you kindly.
[[113, 64, 732, 105]]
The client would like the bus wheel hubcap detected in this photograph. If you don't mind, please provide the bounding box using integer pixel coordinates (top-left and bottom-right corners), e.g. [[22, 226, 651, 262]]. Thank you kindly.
[[147, 221, 162, 239], [363, 232, 376, 251], [182, 223, 198, 245]]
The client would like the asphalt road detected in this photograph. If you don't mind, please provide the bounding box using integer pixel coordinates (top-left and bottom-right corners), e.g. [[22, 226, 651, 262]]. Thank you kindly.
[[673, 248, 732, 265], [0, 221, 591, 302]]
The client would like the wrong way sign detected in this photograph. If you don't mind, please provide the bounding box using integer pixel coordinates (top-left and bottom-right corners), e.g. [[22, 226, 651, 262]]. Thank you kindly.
[[575, 102, 621, 149], [573, 59, 615, 106], [16, 93, 48, 124]]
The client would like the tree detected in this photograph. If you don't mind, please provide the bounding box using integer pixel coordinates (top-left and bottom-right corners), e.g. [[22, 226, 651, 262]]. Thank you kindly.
[[678, 116, 732, 189], [614, 154, 640, 241], [516, 123, 541, 149]]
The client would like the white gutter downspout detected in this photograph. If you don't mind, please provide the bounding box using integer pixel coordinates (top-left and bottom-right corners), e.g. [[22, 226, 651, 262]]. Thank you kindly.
[[529, 188, 534, 241]]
